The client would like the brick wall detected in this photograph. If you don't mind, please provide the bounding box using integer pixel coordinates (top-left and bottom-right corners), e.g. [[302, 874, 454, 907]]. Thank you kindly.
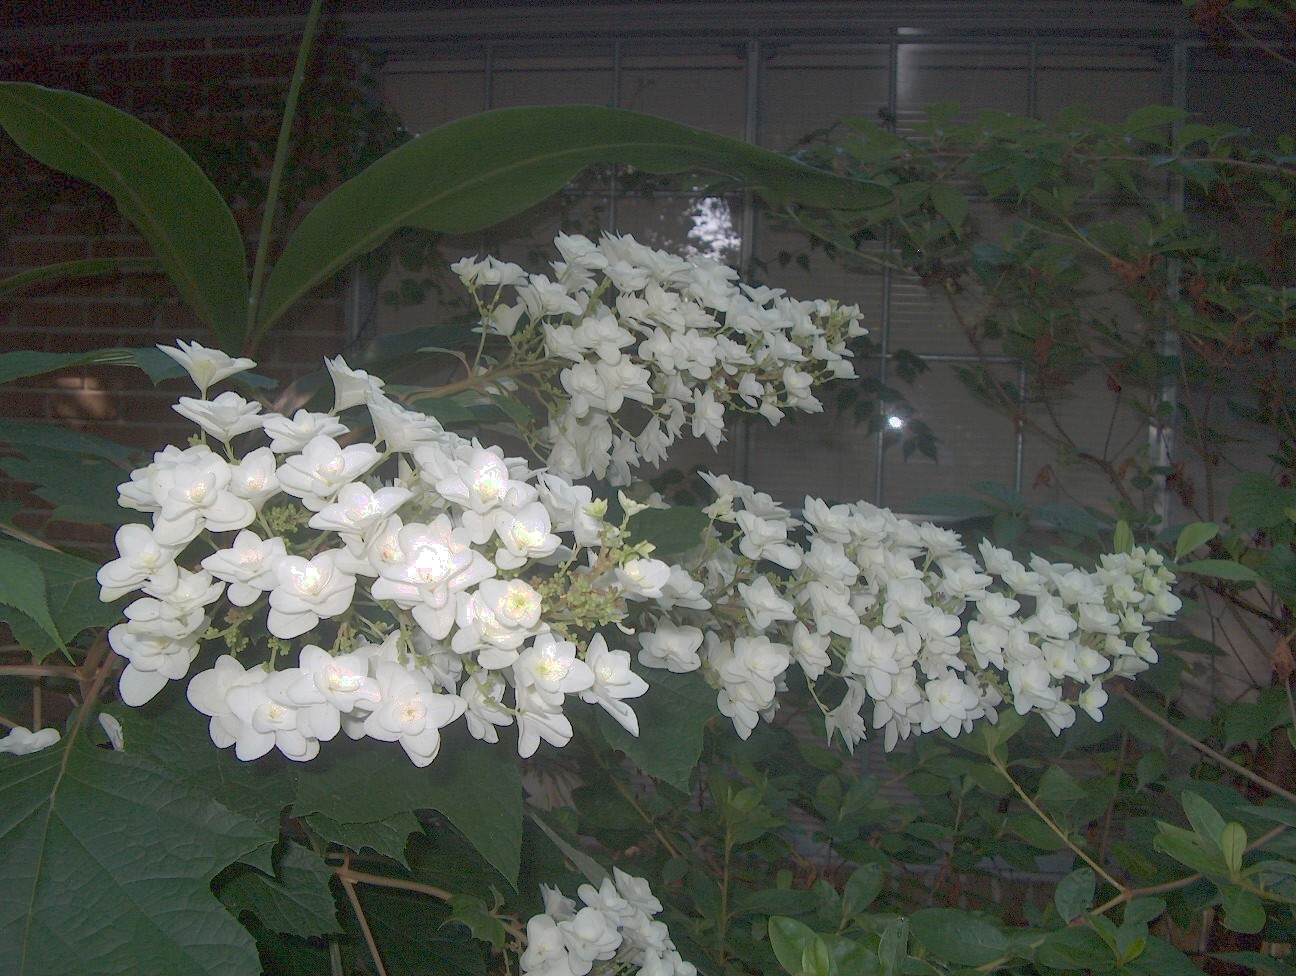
[[0, 25, 367, 544]]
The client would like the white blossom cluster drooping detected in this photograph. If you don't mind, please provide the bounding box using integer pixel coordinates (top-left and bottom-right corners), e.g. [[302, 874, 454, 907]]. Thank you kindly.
[[101, 341, 680, 765], [631, 473, 1181, 751], [520, 869, 696, 976], [103, 233, 1179, 770], [452, 232, 867, 485]]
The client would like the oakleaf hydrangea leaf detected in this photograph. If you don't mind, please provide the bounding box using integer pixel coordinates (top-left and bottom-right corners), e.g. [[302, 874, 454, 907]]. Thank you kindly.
[[0, 737, 269, 976], [293, 732, 522, 887], [216, 841, 341, 938]]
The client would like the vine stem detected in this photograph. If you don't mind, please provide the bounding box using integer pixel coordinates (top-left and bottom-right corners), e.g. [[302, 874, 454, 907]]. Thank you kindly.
[[1119, 690, 1296, 806], [337, 862, 389, 976], [989, 753, 1125, 893], [244, 0, 325, 353], [1091, 823, 1288, 916], [334, 864, 528, 943]]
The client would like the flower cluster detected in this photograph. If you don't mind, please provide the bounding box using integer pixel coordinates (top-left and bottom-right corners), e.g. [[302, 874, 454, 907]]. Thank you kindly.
[[101, 238, 1180, 770], [641, 475, 1180, 750], [453, 232, 866, 484], [520, 869, 695, 976], [102, 341, 686, 765]]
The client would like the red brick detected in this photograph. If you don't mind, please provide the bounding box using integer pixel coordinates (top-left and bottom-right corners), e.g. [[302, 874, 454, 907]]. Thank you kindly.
[[133, 37, 209, 54], [7, 240, 89, 267], [167, 53, 249, 84]]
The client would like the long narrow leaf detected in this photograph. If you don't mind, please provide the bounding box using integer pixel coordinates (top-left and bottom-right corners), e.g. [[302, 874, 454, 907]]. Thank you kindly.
[[254, 105, 891, 342], [0, 83, 248, 348], [0, 256, 158, 303]]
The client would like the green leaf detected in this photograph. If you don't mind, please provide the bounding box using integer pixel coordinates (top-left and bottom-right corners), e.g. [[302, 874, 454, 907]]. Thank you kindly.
[[770, 916, 821, 976], [878, 916, 910, 976], [910, 908, 1008, 966], [349, 888, 487, 976], [1035, 926, 1116, 971], [0, 548, 61, 648], [292, 732, 523, 887], [0, 418, 136, 464], [1223, 686, 1291, 749], [1182, 792, 1228, 849], [1222, 822, 1247, 875], [1229, 473, 1296, 532], [1215, 951, 1296, 976], [929, 183, 969, 233], [529, 812, 612, 887], [627, 505, 712, 558], [0, 736, 267, 976], [0, 540, 126, 661], [842, 863, 885, 917], [254, 105, 890, 340], [217, 841, 341, 938], [1154, 823, 1227, 876], [1114, 520, 1135, 554], [1054, 867, 1096, 922], [906, 492, 994, 519], [735, 887, 821, 918], [447, 895, 507, 949], [122, 693, 296, 848], [306, 811, 420, 869], [1176, 559, 1260, 583], [1175, 522, 1220, 561], [0, 346, 186, 387], [0, 453, 137, 526], [0, 83, 248, 347], [597, 668, 716, 791], [1221, 886, 1266, 934], [0, 256, 159, 303]]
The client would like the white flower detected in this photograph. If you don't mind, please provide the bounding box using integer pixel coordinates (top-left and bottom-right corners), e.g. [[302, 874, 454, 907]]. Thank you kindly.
[[201, 530, 287, 606], [226, 669, 318, 762], [0, 725, 61, 756], [364, 662, 465, 766], [152, 453, 254, 547], [174, 392, 265, 442], [515, 682, 574, 758], [97, 523, 179, 602], [367, 391, 445, 453], [267, 551, 357, 639], [227, 446, 281, 508], [188, 655, 265, 749], [261, 409, 349, 454], [157, 340, 255, 393], [615, 558, 671, 600], [580, 634, 648, 735], [287, 645, 382, 741], [514, 633, 595, 705], [637, 621, 703, 673], [325, 355, 386, 412], [277, 435, 381, 511]]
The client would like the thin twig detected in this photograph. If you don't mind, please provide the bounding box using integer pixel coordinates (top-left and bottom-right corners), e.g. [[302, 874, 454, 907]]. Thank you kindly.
[[1121, 690, 1296, 806], [335, 865, 527, 942], [1092, 823, 1289, 915], [991, 753, 1126, 892], [338, 863, 389, 976]]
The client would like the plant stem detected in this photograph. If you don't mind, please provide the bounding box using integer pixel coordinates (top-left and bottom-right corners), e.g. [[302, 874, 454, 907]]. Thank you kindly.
[[716, 818, 733, 970], [338, 865, 389, 976], [1120, 690, 1296, 806], [990, 753, 1126, 893], [244, 0, 325, 352], [1091, 823, 1288, 915], [335, 864, 528, 942]]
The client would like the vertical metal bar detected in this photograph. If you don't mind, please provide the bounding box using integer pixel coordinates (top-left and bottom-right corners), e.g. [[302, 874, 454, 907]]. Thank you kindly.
[[1014, 39, 1038, 494], [873, 37, 899, 507], [1152, 40, 1187, 523], [736, 37, 762, 482], [609, 38, 622, 233]]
